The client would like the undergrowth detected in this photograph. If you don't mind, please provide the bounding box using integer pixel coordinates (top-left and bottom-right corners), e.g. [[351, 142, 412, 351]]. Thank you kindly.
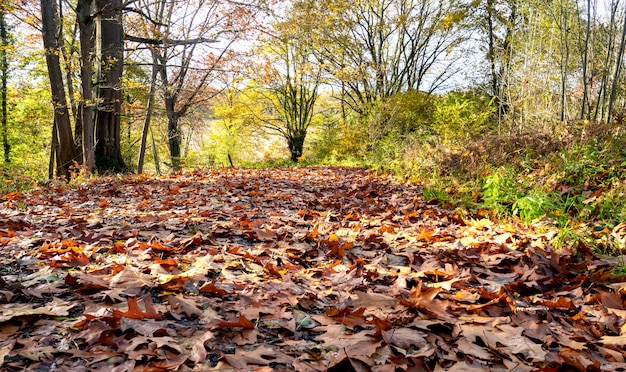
[[382, 122, 626, 267], [0, 164, 39, 196]]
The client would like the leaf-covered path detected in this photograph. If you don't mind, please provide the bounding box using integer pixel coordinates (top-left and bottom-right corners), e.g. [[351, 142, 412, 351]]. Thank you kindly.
[[0, 166, 625, 371]]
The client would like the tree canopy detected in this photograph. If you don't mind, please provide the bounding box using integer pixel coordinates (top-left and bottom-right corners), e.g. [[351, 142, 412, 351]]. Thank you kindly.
[[0, 0, 622, 175]]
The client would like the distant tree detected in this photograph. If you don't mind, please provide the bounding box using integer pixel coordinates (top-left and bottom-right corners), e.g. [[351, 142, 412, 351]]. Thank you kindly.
[[594, 1, 621, 122], [480, 0, 519, 122], [579, 0, 591, 120], [607, 4, 626, 123], [471, 0, 588, 130], [255, 18, 323, 162], [287, 0, 469, 113], [125, 0, 258, 171]]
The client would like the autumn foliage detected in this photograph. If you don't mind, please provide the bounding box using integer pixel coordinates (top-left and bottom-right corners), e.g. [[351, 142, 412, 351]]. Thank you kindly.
[[0, 167, 625, 371]]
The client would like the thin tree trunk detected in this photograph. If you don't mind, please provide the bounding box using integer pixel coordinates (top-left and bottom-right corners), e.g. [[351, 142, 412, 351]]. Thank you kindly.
[[49, 118, 59, 179], [0, 9, 9, 163], [594, 1, 618, 121], [137, 52, 158, 173], [580, 0, 591, 120], [559, 1, 570, 123], [227, 153, 234, 168], [59, 4, 81, 160], [498, 2, 516, 128], [78, 0, 95, 172], [608, 8, 626, 123], [150, 127, 161, 175], [486, 0, 498, 102]]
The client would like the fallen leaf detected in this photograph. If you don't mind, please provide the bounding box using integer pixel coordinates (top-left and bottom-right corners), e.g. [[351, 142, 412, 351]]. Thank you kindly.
[[326, 307, 367, 327], [113, 297, 162, 320], [216, 315, 255, 329], [168, 294, 203, 318], [381, 327, 430, 351], [0, 298, 78, 322]]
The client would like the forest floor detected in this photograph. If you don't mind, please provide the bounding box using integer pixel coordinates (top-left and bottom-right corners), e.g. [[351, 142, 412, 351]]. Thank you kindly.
[[0, 166, 625, 371]]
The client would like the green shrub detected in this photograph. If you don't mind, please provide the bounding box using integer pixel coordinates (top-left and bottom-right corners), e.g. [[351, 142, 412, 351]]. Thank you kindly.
[[482, 168, 526, 215], [513, 192, 552, 222], [309, 111, 369, 162], [431, 91, 495, 144]]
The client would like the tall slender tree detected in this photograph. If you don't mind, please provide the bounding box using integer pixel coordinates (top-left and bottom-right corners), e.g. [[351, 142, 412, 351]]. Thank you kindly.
[[40, 0, 77, 178], [77, 0, 95, 171], [482, 0, 518, 123], [0, 5, 10, 163], [136, 50, 159, 173], [593, 0, 619, 122], [608, 7, 626, 123], [579, 0, 591, 120]]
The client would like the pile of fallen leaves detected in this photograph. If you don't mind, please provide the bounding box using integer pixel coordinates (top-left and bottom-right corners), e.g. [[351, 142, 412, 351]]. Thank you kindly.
[[0, 166, 625, 371]]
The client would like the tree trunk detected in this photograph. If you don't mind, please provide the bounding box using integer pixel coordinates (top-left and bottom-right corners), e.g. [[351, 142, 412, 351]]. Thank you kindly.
[[95, 0, 126, 172], [49, 118, 59, 179], [288, 134, 305, 162], [41, 0, 77, 179], [152, 51, 182, 171], [137, 51, 158, 173], [0, 9, 9, 163], [580, 0, 591, 120], [486, 0, 498, 101], [608, 8, 626, 124], [59, 12, 82, 161], [167, 112, 182, 170], [150, 127, 161, 175], [593, 2, 618, 121], [227, 153, 234, 168], [558, 0, 570, 123], [78, 0, 95, 172]]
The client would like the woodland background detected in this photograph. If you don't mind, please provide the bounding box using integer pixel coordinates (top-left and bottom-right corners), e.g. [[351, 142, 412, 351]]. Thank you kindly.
[[2, 0, 626, 253]]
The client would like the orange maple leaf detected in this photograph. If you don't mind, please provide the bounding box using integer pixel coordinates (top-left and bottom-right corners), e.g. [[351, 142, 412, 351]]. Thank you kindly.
[[155, 256, 178, 271], [216, 315, 255, 329], [49, 252, 90, 268], [370, 315, 393, 331], [264, 263, 284, 279], [199, 281, 229, 296], [109, 241, 126, 254], [113, 297, 162, 320], [326, 307, 367, 327]]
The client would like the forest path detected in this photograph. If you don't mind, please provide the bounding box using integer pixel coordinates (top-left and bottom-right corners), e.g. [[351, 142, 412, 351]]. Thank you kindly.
[[0, 166, 624, 371]]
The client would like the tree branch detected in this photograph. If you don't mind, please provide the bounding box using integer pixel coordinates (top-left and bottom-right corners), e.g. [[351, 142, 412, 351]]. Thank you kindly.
[[124, 34, 219, 45]]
